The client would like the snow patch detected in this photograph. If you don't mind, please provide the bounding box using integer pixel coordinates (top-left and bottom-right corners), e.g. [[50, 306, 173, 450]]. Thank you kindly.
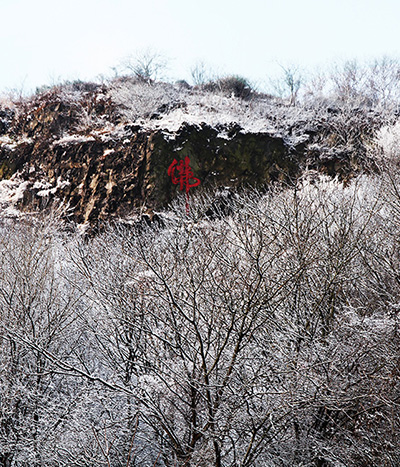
[[0, 135, 17, 150], [53, 134, 96, 146], [35, 177, 70, 197], [0, 174, 30, 217], [103, 148, 115, 157]]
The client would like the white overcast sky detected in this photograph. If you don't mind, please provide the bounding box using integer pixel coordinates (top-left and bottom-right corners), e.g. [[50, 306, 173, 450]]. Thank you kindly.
[[2, 0, 400, 95]]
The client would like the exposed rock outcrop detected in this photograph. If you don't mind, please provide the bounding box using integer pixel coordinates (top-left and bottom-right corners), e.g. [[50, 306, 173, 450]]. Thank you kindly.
[[0, 80, 378, 224]]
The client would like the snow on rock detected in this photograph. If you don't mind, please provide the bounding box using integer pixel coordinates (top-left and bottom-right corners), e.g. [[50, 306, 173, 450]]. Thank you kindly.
[[33, 177, 71, 198], [0, 135, 18, 151], [53, 134, 96, 146], [0, 174, 71, 218], [0, 174, 30, 217]]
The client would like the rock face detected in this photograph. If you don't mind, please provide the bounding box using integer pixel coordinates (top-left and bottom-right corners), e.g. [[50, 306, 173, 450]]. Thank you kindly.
[[1, 124, 294, 223], [145, 124, 299, 208], [0, 82, 372, 223], [23, 126, 152, 223]]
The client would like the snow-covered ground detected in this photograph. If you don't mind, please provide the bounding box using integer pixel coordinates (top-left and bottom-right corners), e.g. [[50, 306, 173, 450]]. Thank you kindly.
[[107, 80, 319, 140]]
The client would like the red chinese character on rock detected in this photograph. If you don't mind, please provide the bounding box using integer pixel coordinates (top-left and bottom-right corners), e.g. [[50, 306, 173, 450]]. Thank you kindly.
[[168, 156, 200, 214]]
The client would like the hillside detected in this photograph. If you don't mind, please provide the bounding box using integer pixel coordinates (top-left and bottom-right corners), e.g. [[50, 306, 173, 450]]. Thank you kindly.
[[2, 71, 400, 466], [0, 76, 391, 225]]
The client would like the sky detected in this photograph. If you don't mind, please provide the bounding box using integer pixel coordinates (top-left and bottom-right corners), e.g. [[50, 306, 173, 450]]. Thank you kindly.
[[2, 0, 400, 95]]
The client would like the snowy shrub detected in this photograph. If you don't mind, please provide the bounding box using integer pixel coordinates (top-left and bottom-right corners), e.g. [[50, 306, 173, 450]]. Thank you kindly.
[[108, 79, 186, 120], [375, 119, 400, 164], [203, 75, 253, 99]]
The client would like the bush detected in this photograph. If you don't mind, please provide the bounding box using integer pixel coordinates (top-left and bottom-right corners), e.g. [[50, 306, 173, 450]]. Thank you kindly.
[[203, 75, 253, 99]]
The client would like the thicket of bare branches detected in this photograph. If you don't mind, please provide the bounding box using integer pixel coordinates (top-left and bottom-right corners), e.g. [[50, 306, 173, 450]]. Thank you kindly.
[[1, 150, 400, 465]]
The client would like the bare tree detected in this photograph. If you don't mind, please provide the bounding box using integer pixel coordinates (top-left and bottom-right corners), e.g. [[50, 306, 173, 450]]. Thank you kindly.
[[270, 63, 303, 105], [190, 61, 211, 86], [0, 216, 85, 466], [120, 49, 168, 84], [330, 57, 400, 108]]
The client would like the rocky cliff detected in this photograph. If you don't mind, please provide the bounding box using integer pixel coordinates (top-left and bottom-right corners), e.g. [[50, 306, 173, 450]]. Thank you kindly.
[[0, 79, 381, 224]]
